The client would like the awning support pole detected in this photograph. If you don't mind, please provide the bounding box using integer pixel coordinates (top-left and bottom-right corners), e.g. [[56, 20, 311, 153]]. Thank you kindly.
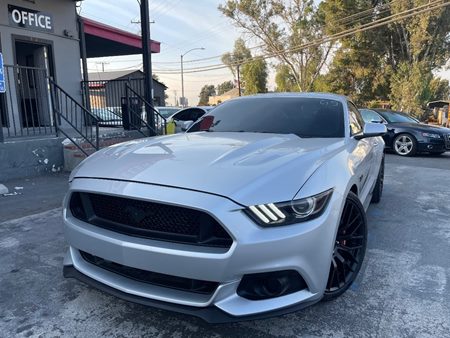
[[140, 0, 155, 136], [78, 16, 91, 112]]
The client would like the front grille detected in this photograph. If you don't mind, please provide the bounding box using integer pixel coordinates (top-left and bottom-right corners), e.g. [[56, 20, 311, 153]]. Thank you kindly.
[[69, 192, 232, 248], [445, 134, 450, 150], [80, 251, 219, 295]]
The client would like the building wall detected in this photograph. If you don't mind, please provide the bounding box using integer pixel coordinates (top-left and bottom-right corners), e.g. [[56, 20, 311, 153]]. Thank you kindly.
[[0, 137, 64, 181], [0, 0, 82, 106], [0, 0, 80, 180]]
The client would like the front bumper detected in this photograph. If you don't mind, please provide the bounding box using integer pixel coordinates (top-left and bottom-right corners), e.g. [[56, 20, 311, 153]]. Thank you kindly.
[[63, 178, 343, 322], [417, 136, 450, 153]]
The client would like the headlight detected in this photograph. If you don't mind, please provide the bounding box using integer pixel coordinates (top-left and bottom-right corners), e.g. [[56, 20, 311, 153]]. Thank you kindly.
[[422, 132, 441, 139], [245, 189, 333, 227]]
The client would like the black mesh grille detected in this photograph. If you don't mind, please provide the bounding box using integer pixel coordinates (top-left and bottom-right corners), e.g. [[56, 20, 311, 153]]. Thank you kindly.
[[80, 251, 219, 295], [69, 192, 232, 248], [445, 134, 450, 150]]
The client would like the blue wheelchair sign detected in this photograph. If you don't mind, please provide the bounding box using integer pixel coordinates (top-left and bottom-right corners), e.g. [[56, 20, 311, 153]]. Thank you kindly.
[[0, 52, 5, 93]]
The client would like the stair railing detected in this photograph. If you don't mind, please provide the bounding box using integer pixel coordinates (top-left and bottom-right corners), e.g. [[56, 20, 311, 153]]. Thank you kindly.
[[49, 79, 99, 157]]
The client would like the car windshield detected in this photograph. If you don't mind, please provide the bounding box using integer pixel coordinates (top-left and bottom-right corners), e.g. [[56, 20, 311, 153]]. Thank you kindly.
[[377, 110, 418, 123], [187, 97, 345, 138]]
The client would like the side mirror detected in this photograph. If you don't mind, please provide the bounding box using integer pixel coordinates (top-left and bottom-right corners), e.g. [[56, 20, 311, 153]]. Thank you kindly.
[[354, 122, 387, 140], [181, 120, 194, 131]]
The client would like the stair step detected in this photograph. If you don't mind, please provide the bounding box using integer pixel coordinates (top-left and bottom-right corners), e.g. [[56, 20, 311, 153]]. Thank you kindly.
[[63, 134, 145, 172]]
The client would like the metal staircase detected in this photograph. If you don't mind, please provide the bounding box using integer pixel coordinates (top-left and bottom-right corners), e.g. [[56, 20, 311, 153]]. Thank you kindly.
[[49, 79, 167, 170], [49, 79, 100, 157]]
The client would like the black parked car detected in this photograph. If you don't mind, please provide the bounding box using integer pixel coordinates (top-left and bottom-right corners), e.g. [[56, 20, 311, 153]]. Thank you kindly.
[[360, 108, 450, 156]]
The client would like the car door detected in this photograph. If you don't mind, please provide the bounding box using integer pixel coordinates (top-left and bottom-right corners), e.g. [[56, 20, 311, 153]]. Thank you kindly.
[[347, 102, 375, 204]]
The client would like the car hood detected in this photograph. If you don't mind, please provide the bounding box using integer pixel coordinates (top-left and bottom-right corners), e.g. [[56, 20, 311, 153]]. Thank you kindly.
[[71, 132, 345, 206], [389, 122, 450, 134]]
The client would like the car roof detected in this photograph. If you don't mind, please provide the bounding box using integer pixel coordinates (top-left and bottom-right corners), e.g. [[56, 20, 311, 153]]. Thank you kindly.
[[175, 106, 210, 113]]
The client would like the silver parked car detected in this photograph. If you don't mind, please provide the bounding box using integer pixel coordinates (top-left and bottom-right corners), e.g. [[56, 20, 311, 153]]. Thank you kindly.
[[63, 93, 386, 323]]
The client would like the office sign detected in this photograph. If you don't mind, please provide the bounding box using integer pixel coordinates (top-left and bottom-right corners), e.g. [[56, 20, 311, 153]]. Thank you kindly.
[[0, 53, 5, 93], [8, 4, 54, 33]]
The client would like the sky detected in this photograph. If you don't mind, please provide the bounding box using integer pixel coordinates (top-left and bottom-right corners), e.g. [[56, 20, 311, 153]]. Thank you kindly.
[[80, 0, 242, 106], [80, 0, 450, 106]]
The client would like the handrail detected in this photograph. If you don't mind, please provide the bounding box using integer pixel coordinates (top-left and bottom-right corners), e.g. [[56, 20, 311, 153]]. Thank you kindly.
[[125, 84, 167, 135], [125, 85, 156, 137], [49, 78, 100, 153], [50, 79, 100, 122], [57, 113, 96, 156]]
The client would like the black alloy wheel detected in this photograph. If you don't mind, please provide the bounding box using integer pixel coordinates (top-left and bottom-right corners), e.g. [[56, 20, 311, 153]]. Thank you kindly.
[[323, 192, 367, 300]]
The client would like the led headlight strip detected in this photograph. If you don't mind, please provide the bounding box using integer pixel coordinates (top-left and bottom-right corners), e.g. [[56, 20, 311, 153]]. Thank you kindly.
[[246, 189, 333, 227], [249, 203, 286, 224]]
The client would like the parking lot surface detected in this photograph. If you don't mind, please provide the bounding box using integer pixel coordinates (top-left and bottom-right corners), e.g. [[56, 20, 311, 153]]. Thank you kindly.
[[1, 153, 449, 337]]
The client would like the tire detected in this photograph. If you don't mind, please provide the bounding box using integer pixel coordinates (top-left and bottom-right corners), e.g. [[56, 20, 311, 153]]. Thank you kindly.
[[393, 133, 417, 156], [323, 192, 367, 301], [371, 155, 384, 204]]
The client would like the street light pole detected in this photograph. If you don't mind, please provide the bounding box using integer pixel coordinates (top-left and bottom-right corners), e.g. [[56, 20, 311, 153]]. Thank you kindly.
[[180, 47, 205, 107], [181, 54, 184, 107]]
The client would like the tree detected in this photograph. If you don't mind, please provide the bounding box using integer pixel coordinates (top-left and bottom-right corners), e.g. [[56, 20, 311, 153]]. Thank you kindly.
[[222, 38, 252, 78], [222, 38, 268, 95], [389, 62, 432, 117], [275, 64, 299, 92], [319, 0, 450, 111], [219, 0, 333, 91], [198, 85, 216, 105], [217, 81, 234, 95], [242, 58, 268, 94], [429, 78, 449, 101]]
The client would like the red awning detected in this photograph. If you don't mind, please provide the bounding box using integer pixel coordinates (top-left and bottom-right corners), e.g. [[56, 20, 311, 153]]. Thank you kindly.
[[82, 17, 160, 58]]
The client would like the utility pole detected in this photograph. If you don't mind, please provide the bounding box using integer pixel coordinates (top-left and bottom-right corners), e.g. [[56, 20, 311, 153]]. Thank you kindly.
[[237, 64, 241, 96], [173, 90, 178, 106], [96, 61, 109, 72], [131, 19, 155, 35], [140, 0, 155, 135]]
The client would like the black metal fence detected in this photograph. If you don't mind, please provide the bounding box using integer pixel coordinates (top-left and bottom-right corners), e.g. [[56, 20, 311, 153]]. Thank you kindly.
[[0, 65, 57, 141], [82, 78, 166, 135], [125, 84, 167, 136], [0, 68, 165, 145], [81, 78, 145, 128]]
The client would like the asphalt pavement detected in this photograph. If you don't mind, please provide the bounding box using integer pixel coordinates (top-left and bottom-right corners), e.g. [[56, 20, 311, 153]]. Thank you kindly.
[[0, 154, 449, 337], [0, 173, 69, 223]]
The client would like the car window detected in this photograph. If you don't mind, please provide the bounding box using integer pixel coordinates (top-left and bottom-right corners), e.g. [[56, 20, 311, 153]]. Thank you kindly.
[[360, 109, 384, 123], [188, 97, 345, 138], [173, 108, 206, 121], [157, 107, 179, 118], [377, 110, 418, 123], [347, 102, 364, 135]]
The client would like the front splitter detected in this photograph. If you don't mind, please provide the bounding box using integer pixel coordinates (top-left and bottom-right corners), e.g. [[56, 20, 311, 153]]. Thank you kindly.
[[63, 265, 321, 324]]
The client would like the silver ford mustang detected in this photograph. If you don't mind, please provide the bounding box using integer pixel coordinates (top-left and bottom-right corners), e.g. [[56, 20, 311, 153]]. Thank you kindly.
[[63, 93, 386, 323]]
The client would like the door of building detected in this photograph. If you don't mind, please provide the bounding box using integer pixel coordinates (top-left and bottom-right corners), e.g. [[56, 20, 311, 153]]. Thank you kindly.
[[14, 40, 54, 128]]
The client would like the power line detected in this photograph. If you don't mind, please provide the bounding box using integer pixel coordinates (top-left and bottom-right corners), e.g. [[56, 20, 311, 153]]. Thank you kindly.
[[136, 0, 397, 66], [87, 1, 449, 77], [152, 0, 449, 74]]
